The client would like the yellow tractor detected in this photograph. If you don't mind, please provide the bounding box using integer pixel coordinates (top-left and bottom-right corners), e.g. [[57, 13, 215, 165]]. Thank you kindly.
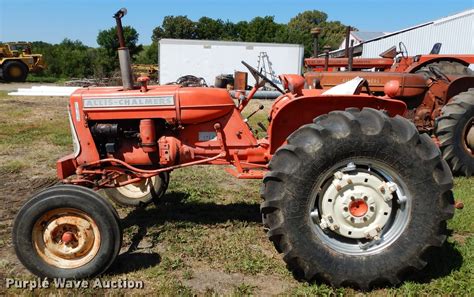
[[0, 42, 45, 82]]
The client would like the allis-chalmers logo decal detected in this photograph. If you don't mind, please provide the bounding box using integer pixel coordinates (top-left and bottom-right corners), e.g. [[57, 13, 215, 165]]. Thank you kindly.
[[83, 96, 174, 108]]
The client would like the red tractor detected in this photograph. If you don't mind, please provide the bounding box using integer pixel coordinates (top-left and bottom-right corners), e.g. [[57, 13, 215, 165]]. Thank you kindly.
[[305, 44, 474, 176], [13, 10, 455, 289]]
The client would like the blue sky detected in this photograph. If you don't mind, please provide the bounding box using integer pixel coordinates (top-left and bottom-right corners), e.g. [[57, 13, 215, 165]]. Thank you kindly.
[[1, 0, 472, 47]]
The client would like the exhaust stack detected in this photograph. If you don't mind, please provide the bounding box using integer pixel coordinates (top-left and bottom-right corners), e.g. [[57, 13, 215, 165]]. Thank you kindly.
[[114, 8, 134, 90]]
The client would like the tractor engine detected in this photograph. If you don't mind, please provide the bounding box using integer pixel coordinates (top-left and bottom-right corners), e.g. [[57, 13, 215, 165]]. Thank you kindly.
[[88, 119, 194, 167]]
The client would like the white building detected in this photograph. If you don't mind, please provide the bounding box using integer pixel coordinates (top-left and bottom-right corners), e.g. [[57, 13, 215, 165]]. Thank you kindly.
[[360, 9, 474, 57]]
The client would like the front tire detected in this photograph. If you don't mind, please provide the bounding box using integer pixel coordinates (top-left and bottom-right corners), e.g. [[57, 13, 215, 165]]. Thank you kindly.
[[261, 108, 454, 289], [2, 60, 29, 82], [435, 89, 474, 176], [13, 185, 122, 278]]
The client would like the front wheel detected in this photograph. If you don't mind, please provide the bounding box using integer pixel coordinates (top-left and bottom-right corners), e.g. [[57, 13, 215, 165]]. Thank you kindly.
[[13, 185, 122, 278], [261, 108, 454, 289], [2, 60, 29, 82]]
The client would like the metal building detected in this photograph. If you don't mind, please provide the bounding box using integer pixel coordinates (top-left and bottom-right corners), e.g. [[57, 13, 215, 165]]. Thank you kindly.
[[360, 9, 474, 58]]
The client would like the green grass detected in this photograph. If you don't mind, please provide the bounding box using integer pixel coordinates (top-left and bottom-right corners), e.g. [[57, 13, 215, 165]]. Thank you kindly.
[[450, 177, 474, 233], [0, 159, 27, 174], [0, 118, 70, 147]]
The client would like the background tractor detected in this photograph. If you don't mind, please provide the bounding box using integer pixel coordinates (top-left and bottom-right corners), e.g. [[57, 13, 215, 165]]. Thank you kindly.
[[0, 42, 45, 82], [12, 9, 455, 290], [305, 42, 474, 176]]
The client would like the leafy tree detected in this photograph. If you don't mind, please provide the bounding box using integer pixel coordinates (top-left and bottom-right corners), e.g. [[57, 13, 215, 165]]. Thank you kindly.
[[135, 42, 158, 64], [245, 16, 284, 42], [32, 39, 95, 78], [152, 16, 196, 41], [196, 17, 224, 40], [97, 25, 142, 74], [287, 10, 348, 56]]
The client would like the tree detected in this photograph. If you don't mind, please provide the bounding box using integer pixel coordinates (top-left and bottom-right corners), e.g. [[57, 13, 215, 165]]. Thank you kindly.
[[152, 16, 196, 41], [135, 42, 158, 64], [195, 17, 224, 40], [245, 16, 283, 42], [97, 25, 142, 74], [287, 10, 348, 56], [31, 39, 96, 78]]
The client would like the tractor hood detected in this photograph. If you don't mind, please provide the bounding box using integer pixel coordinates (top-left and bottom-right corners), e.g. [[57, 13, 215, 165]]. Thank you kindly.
[[70, 85, 235, 125]]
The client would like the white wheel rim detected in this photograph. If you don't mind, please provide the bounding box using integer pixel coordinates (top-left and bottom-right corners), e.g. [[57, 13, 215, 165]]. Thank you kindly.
[[32, 208, 100, 269], [309, 160, 411, 255], [116, 176, 157, 199], [318, 171, 393, 239]]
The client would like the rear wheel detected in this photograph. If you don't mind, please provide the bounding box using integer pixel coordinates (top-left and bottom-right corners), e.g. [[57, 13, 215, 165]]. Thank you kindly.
[[13, 185, 122, 278], [261, 108, 454, 289], [415, 60, 473, 77], [435, 89, 474, 176], [104, 172, 169, 207], [2, 60, 29, 82]]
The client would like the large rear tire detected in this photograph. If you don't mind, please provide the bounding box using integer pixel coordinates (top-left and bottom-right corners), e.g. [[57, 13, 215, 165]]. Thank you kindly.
[[104, 172, 169, 207], [415, 60, 473, 77], [435, 89, 474, 176], [13, 185, 122, 278], [261, 108, 454, 289], [2, 60, 29, 82]]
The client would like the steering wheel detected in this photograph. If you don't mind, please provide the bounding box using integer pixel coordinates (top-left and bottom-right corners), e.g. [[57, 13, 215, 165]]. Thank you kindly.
[[429, 66, 451, 82], [398, 42, 408, 59], [241, 61, 284, 94]]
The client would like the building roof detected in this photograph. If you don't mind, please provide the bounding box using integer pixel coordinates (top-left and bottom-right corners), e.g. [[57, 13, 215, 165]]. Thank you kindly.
[[351, 31, 385, 42], [359, 8, 474, 57], [362, 8, 474, 44]]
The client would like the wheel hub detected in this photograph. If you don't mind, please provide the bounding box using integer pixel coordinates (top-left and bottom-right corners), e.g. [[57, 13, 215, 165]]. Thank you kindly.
[[32, 208, 100, 268], [318, 171, 395, 240], [348, 198, 369, 217], [9, 66, 22, 78]]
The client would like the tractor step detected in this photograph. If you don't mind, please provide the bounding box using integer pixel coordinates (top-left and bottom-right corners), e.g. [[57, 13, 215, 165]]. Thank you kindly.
[[225, 167, 266, 179]]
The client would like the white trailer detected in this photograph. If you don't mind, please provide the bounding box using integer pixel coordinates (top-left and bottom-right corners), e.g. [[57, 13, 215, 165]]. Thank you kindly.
[[158, 39, 304, 87]]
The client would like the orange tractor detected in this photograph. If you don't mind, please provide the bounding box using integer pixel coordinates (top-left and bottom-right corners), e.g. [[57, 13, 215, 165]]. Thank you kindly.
[[305, 43, 474, 176], [13, 10, 455, 289]]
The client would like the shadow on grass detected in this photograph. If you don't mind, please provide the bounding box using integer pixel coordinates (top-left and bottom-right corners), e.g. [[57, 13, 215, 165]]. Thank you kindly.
[[121, 191, 261, 229], [411, 237, 464, 284], [107, 253, 162, 276], [114, 191, 463, 286], [107, 191, 261, 275]]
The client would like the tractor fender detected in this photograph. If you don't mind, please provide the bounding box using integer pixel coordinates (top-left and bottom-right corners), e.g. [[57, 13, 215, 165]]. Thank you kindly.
[[267, 95, 407, 154], [446, 76, 474, 101]]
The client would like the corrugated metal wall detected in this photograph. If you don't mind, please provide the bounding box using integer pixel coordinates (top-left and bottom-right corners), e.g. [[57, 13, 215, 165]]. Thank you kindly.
[[361, 10, 474, 57]]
